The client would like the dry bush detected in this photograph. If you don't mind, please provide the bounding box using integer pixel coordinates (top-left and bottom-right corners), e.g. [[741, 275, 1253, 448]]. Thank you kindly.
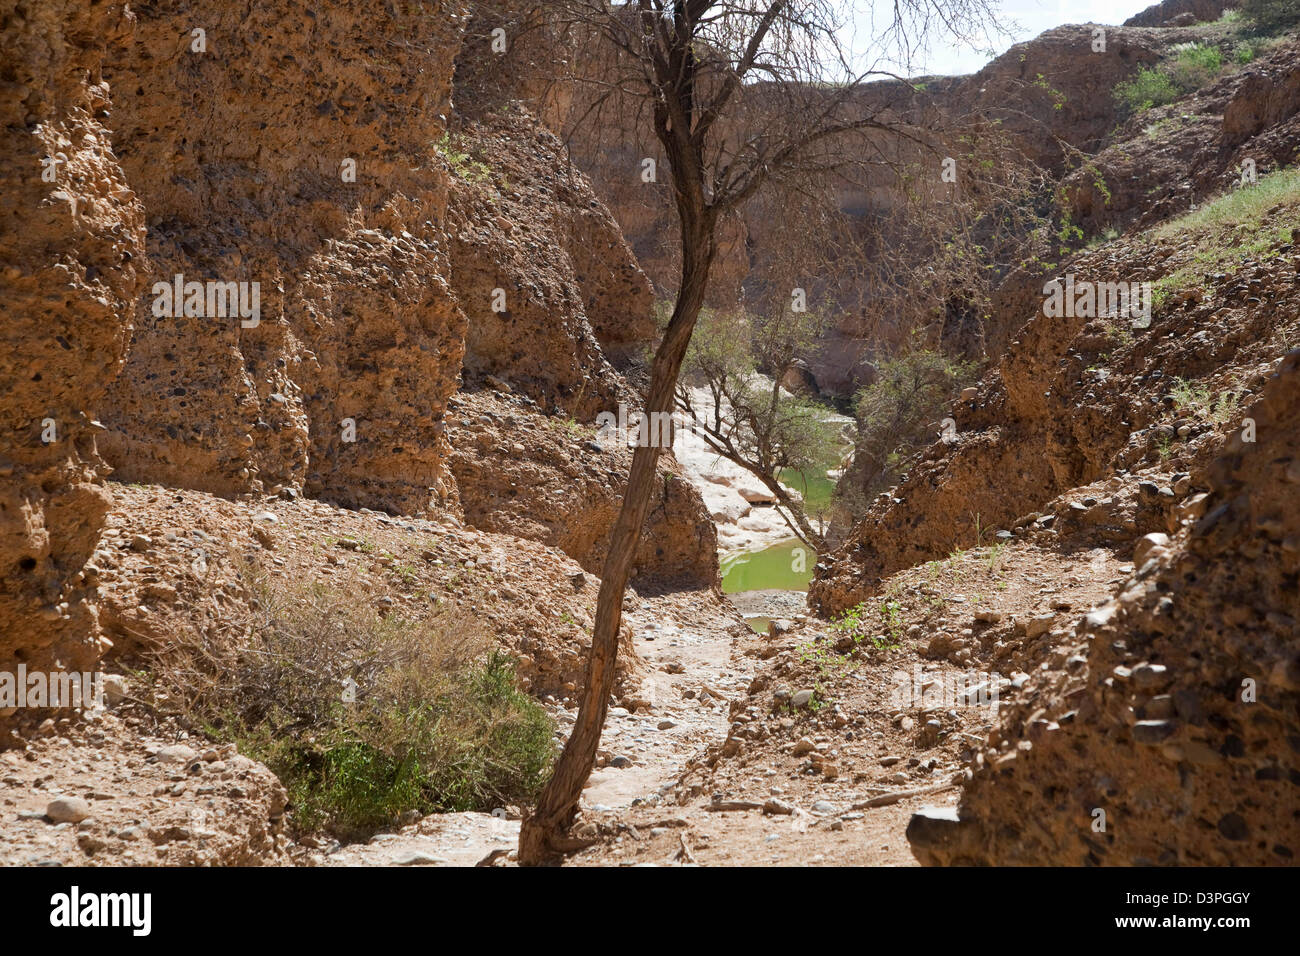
[[140, 567, 555, 838]]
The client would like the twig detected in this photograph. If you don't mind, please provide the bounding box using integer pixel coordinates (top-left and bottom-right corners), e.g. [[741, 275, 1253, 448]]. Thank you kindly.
[[706, 799, 764, 812], [675, 832, 697, 865], [849, 781, 956, 810]]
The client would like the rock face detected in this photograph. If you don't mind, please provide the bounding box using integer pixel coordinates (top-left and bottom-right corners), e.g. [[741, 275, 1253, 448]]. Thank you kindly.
[[812, 146, 1300, 616], [1124, 0, 1231, 27], [0, 0, 145, 732], [447, 390, 718, 588], [95, 0, 656, 512], [910, 352, 1300, 866], [449, 116, 655, 403], [97, 0, 470, 513], [3, 0, 713, 745]]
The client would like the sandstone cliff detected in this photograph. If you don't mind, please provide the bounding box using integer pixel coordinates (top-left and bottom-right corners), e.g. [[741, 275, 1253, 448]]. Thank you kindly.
[[0, 0, 143, 735], [2, 0, 718, 743]]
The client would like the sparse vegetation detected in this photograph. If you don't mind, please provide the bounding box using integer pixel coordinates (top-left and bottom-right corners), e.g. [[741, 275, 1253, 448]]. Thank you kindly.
[[1151, 166, 1300, 308], [849, 346, 975, 503], [1170, 376, 1242, 426], [146, 574, 554, 838], [1241, 0, 1300, 35], [434, 132, 493, 185], [1114, 42, 1227, 115], [828, 599, 904, 651]]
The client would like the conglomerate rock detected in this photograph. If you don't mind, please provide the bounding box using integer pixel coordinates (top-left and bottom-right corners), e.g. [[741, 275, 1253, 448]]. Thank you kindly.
[[0, 0, 145, 736], [910, 351, 1300, 866]]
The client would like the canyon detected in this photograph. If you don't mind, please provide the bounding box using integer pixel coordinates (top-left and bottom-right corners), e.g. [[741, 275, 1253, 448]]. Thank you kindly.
[[1, 0, 1297, 871]]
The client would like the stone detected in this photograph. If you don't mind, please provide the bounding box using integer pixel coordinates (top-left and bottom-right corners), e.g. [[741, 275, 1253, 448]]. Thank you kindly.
[[1133, 532, 1171, 566], [154, 744, 199, 765], [1132, 663, 1170, 691], [101, 674, 128, 706], [1025, 614, 1056, 639], [791, 689, 814, 708], [45, 797, 91, 824], [393, 850, 447, 865], [1132, 720, 1178, 744]]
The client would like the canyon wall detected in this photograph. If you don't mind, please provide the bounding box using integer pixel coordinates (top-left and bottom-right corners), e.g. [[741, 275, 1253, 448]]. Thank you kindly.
[[0, 0, 144, 734], [2, 0, 717, 741], [910, 351, 1300, 865]]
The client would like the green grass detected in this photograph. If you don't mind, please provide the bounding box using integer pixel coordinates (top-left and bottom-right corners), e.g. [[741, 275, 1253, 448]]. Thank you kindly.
[[1150, 166, 1300, 308]]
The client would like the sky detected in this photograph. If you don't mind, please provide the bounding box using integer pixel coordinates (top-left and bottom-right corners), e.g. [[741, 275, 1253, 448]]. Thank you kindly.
[[847, 0, 1166, 78]]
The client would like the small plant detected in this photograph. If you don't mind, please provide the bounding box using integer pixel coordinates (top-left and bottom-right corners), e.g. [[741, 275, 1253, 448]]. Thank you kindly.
[[878, 598, 905, 647], [1114, 67, 1179, 113], [986, 540, 1006, 574], [434, 132, 493, 185], [828, 599, 903, 651], [1210, 390, 1242, 426]]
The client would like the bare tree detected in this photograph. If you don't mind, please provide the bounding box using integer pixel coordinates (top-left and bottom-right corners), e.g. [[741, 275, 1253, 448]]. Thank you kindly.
[[516, 0, 1000, 866], [675, 302, 836, 553]]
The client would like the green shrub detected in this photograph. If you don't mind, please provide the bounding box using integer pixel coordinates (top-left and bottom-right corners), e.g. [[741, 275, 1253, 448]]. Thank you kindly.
[[1114, 43, 1227, 115], [1168, 43, 1223, 91], [152, 576, 555, 838], [851, 346, 975, 500], [1114, 67, 1179, 113]]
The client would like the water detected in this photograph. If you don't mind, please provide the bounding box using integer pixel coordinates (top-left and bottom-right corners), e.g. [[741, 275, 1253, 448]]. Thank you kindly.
[[777, 467, 836, 517], [721, 539, 815, 594]]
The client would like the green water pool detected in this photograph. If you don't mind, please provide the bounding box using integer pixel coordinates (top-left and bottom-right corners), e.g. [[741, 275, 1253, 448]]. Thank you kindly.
[[721, 539, 816, 594], [777, 467, 836, 517]]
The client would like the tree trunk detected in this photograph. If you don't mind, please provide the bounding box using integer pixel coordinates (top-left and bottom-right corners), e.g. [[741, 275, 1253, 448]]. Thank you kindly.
[[518, 226, 714, 866]]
